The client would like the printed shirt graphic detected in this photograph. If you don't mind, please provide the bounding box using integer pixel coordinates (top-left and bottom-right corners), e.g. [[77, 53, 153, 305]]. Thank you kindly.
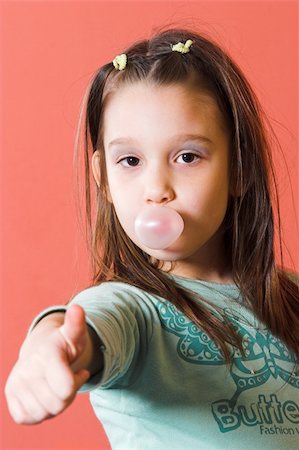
[[30, 274, 299, 450]]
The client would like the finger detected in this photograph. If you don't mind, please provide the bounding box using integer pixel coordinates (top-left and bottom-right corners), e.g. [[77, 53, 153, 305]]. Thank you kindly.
[[73, 369, 91, 391], [31, 369, 90, 415], [7, 395, 30, 425], [26, 376, 68, 418], [45, 350, 90, 401], [7, 383, 50, 425], [59, 305, 87, 360], [45, 354, 78, 401], [4, 366, 39, 424]]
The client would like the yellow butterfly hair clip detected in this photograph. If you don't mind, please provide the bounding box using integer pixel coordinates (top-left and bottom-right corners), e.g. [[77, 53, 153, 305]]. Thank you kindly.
[[112, 53, 127, 70], [171, 39, 193, 54]]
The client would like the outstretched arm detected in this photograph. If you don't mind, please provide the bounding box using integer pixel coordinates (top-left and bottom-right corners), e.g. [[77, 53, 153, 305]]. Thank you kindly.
[[5, 304, 103, 425]]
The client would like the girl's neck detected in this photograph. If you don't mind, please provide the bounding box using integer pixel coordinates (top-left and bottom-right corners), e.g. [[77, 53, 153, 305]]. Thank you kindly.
[[161, 231, 233, 284], [166, 263, 234, 284]]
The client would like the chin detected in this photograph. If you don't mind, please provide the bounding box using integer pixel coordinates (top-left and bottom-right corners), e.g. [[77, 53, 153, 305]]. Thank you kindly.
[[144, 245, 194, 262]]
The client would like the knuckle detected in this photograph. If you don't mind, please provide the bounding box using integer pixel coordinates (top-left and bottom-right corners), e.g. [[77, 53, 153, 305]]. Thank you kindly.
[[13, 413, 25, 425], [48, 399, 65, 416], [9, 404, 26, 425], [27, 407, 46, 424], [50, 375, 76, 401], [60, 384, 75, 401]]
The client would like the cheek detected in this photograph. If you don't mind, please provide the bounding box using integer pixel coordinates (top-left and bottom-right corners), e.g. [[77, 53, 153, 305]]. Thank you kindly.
[[206, 176, 230, 223], [107, 180, 139, 237], [107, 167, 138, 197], [109, 182, 139, 216], [111, 201, 138, 245], [187, 171, 229, 219]]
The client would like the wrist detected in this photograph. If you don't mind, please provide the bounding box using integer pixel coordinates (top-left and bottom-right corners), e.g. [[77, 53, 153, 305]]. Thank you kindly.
[[27, 306, 67, 337], [19, 312, 66, 359]]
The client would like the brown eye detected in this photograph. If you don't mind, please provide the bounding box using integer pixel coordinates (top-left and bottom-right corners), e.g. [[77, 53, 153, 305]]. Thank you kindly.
[[126, 157, 139, 166], [183, 153, 195, 163], [119, 156, 140, 167], [177, 153, 199, 164]]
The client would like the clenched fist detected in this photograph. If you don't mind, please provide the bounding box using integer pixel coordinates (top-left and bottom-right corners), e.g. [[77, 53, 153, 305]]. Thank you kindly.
[[5, 305, 100, 425]]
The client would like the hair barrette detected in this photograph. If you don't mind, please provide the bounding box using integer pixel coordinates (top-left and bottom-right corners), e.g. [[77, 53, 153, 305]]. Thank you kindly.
[[113, 53, 127, 70], [171, 39, 193, 54]]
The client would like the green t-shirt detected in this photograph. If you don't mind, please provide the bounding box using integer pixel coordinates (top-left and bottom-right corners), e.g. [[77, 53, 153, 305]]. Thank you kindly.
[[30, 275, 299, 449]]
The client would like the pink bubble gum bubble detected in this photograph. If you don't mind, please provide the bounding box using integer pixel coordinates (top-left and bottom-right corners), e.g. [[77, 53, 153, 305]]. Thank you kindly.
[[134, 206, 184, 250]]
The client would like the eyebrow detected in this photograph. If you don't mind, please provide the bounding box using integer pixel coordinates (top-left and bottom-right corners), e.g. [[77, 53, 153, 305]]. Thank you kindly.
[[108, 134, 213, 149]]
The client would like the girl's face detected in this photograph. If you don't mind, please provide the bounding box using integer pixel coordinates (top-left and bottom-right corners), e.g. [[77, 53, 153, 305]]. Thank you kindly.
[[93, 81, 232, 277]]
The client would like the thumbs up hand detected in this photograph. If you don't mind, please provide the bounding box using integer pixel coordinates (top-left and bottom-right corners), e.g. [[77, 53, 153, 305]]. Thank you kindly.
[[58, 305, 90, 366], [5, 305, 91, 425]]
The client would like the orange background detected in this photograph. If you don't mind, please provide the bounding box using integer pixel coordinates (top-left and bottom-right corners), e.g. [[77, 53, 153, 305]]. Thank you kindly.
[[1, 1, 298, 449]]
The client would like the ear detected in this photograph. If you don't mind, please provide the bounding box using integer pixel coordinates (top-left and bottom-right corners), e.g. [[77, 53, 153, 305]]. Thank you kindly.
[[91, 150, 112, 203], [91, 150, 101, 188]]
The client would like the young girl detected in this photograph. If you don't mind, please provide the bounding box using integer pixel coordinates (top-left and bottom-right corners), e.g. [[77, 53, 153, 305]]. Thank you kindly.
[[5, 28, 299, 449]]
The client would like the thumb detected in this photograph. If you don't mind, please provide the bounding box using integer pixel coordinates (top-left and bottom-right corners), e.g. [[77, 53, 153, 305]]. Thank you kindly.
[[59, 304, 88, 362]]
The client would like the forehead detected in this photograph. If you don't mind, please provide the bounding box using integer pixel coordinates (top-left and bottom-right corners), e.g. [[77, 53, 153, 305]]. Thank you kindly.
[[102, 81, 229, 143]]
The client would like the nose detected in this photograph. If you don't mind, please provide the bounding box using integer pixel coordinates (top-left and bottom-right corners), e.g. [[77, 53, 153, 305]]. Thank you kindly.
[[144, 165, 175, 205]]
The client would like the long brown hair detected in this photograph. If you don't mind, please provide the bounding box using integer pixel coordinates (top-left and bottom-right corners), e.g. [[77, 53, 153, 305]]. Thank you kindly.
[[73, 27, 299, 363]]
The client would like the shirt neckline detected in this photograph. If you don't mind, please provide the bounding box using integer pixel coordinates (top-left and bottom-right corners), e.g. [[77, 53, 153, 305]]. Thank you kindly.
[[167, 273, 239, 290]]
